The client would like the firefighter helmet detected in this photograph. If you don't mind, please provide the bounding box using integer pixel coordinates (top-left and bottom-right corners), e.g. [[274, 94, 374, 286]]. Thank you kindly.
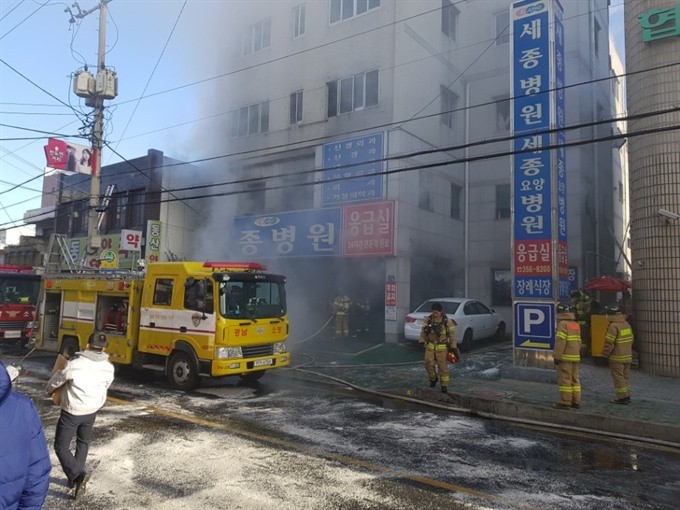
[[604, 305, 622, 315], [447, 351, 458, 364], [556, 302, 572, 313]]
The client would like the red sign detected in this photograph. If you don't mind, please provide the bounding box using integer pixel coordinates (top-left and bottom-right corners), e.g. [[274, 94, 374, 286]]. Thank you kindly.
[[43, 138, 93, 174], [343, 201, 395, 257], [514, 239, 552, 276], [385, 282, 397, 307]]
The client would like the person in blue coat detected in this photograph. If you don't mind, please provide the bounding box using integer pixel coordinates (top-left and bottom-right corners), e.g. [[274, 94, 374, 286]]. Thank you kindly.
[[0, 360, 51, 510]]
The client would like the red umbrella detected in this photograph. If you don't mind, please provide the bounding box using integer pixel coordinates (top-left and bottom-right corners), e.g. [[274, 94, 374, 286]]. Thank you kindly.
[[583, 276, 631, 293]]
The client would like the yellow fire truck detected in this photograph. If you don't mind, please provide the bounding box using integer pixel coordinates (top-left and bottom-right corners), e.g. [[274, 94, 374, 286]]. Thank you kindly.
[[36, 261, 290, 390]]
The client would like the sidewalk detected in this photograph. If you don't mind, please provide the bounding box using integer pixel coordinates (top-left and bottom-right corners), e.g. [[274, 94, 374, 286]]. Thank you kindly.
[[288, 335, 680, 447]]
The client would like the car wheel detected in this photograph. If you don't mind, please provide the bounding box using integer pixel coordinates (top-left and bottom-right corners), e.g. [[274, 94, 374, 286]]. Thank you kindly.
[[495, 322, 506, 340], [460, 329, 473, 351], [167, 351, 200, 391]]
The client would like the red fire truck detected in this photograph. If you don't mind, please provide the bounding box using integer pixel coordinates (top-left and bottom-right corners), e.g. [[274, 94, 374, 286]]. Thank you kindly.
[[0, 265, 40, 346]]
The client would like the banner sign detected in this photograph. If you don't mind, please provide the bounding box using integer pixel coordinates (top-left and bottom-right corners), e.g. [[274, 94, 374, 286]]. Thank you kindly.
[[234, 208, 343, 258], [43, 138, 93, 175], [343, 201, 395, 257], [322, 132, 384, 206], [121, 229, 143, 252], [146, 220, 162, 263], [511, 0, 567, 304], [385, 275, 397, 321]]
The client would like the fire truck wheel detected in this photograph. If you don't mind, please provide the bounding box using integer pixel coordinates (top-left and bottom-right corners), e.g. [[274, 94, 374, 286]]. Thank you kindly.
[[239, 371, 265, 384], [167, 351, 199, 391]]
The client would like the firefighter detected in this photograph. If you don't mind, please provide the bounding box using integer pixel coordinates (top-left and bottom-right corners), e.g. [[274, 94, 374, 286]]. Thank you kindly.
[[601, 305, 634, 404], [418, 302, 460, 393], [352, 290, 371, 337], [331, 292, 351, 338], [574, 289, 592, 352], [552, 302, 582, 410]]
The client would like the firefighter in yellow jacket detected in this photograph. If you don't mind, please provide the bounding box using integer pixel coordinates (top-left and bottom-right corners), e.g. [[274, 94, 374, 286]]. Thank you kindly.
[[331, 292, 351, 337], [552, 302, 582, 409], [602, 305, 634, 404], [418, 302, 460, 393]]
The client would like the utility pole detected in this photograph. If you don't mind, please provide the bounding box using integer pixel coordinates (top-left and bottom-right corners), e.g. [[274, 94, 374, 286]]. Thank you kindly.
[[68, 0, 117, 258]]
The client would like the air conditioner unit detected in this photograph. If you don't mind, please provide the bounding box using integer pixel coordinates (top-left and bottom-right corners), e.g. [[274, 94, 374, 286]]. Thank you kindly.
[[73, 70, 95, 98], [95, 69, 118, 100]]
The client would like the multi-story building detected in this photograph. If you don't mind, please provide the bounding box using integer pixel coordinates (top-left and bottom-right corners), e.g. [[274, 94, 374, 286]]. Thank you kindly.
[[186, 0, 622, 343], [625, 1, 680, 377]]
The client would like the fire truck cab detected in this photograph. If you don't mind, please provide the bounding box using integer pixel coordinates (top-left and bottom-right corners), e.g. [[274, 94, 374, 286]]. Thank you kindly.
[[37, 261, 290, 390], [0, 265, 40, 346]]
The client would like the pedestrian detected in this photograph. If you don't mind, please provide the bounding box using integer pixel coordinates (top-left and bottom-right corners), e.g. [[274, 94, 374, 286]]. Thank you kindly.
[[418, 302, 460, 393], [0, 361, 51, 510], [331, 291, 351, 338], [574, 289, 592, 352], [601, 305, 634, 405], [551, 302, 582, 410], [46, 332, 115, 499]]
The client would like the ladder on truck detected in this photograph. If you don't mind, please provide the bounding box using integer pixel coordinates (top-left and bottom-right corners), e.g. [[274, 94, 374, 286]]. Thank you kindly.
[[43, 233, 80, 273]]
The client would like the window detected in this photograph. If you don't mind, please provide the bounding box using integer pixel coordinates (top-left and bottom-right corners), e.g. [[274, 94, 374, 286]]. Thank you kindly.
[[242, 19, 271, 56], [109, 194, 128, 230], [184, 278, 214, 314], [153, 279, 174, 306], [231, 101, 270, 137], [618, 180, 624, 203], [330, 0, 380, 24], [290, 90, 303, 124], [450, 183, 462, 219], [293, 4, 306, 37], [327, 70, 378, 117], [440, 86, 457, 128], [495, 95, 510, 132], [496, 184, 511, 219], [594, 18, 601, 56], [441, 0, 459, 40], [492, 269, 512, 306], [419, 189, 432, 212], [495, 11, 510, 45]]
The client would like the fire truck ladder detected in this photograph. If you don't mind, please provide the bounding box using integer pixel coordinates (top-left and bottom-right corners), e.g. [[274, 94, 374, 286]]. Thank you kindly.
[[44, 233, 79, 273]]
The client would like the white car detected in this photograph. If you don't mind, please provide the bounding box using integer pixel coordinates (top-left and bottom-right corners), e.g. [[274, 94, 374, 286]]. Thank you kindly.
[[403, 298, 505, 349]]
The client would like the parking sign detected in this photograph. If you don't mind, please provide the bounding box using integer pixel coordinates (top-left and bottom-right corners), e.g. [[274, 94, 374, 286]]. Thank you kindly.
[[514, 301, 555, 350]]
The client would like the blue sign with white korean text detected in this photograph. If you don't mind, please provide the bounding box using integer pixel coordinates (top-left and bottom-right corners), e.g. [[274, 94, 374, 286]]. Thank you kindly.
[[512, 0, 565, 301], [234, 208, 343, 258], [322, 133, 384, 206], [514, 301, 555, 350]]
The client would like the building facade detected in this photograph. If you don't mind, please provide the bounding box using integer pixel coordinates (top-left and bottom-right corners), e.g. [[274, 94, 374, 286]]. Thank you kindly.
[[185, 0, 622, 344], [625, 1, 680, 377]]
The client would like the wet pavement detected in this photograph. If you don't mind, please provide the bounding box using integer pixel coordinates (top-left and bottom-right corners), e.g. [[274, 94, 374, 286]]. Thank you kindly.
[[287, 334, 680, 447]]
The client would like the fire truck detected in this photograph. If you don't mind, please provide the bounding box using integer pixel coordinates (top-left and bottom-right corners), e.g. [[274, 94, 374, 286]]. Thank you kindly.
[[35, 261, 290, 390], [0, 264, 40, 346]]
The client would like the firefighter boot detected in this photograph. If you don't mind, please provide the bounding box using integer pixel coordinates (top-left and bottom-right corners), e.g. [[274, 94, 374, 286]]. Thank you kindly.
[[441, 386, 448, 393], [429, 376, 438, 388]]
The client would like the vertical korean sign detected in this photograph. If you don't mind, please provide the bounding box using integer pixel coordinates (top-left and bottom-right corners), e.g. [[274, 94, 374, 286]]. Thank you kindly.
[[322, 133, 384, 206], [511, 0, 566, 350]]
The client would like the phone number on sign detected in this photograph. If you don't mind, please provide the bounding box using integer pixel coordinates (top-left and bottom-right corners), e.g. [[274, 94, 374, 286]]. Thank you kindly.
[[516, 265, 551, 274]]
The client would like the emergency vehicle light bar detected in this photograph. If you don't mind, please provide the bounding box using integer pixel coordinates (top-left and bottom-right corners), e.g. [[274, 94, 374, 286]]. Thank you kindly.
[[202, 262, 267, 272]]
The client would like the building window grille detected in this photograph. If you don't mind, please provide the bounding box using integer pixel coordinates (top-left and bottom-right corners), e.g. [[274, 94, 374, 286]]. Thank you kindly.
[[290, 90, 303, 125], [242, 18, 271, 56], [496, 184, 511, 219], [231, 101, 270, 137], [330, 0, 380, 24], [495, 11, 510, 45], [450, 183, 462, 219], [440, 86, 457, 128], [327, 69, 378, 117], [293, 4, 306, 38], [441, 0, 459, 40]]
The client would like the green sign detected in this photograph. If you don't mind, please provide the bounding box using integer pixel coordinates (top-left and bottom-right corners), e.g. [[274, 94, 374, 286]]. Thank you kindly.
[[639, 3, 680, 42]]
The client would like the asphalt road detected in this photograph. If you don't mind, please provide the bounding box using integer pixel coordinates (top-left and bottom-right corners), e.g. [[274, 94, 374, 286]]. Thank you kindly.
[[3, 346, 680, 510]]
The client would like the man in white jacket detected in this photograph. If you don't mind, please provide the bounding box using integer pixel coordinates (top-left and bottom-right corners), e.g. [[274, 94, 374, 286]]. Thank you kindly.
[[46, 332, 114, 499]]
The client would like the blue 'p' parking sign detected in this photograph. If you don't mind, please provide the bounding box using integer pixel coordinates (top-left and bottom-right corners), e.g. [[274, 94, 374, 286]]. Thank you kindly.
[[514, 302, 555, 350]]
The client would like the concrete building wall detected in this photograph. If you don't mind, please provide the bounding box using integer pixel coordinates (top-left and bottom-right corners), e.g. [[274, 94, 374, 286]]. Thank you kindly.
[[193, 0, 622, 342], [625, 1, 680, 376]]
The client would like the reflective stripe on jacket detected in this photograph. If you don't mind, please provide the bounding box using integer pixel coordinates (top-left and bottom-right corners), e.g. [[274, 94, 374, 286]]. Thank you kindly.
[[553, 313, 581, 362], [602, 314, 633, 363]]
